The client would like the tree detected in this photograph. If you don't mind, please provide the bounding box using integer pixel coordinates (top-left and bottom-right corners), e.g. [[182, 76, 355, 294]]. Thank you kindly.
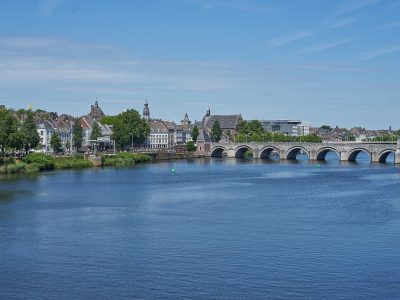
[[186, 141, 196, 152], [90, 121, 102, 140], [72, 119, 83, 149], [0, 108, 18, 156], [8, 131, 26, 151], [21, 111, 40, 152], [300, 133, 322, 143], [191, 125, 199, 142], [211, 120, 222, 142], [108, 109, 151, 149], [239, 120, 264, 135], [50, 133, 62, 153], [65, 140, 71, 152], [320, 125, 332, 130]]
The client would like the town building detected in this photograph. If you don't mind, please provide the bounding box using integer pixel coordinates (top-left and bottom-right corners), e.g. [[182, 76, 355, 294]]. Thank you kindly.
[[262, 120, 310, 137], [79, 101, 113, 151], [175, 113, 193, 145], [197, 108, 242, 139], [80, 116, 113, 148], [142, 101, 193, 149], [145, 119, 169, 149], [196, 129, 212, 155], [36, 117, 73, 153]]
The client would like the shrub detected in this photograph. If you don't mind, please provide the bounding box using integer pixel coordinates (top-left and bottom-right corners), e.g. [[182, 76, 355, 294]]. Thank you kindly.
[[186, 141, 196, 152], [7, 162, 27, 173], [0, 157, 16, 166], [26, 162, 41, 174], [54, 157, 92, 169], [0, 165, 7, 174], [102, 153, 150, 166], [22, 153, 55, 171]]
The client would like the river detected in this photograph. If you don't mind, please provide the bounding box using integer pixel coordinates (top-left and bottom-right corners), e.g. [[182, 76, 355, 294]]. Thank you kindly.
[[1, 155, 400, 299]]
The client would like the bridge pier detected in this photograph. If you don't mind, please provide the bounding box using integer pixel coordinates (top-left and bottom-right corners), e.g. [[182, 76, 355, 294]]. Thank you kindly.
[[279, 150, 287, 160], [371, 151, 380, 163], [227, 149, 235, 158], [340, 151, 349, 162], [309, 149, 317, 161], [395, 150, 400, 164]]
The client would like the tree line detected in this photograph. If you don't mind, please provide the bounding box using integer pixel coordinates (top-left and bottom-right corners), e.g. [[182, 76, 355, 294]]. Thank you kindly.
[[0, 108, 40, 157]]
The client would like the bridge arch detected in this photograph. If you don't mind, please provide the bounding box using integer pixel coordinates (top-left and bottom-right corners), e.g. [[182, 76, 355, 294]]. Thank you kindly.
[[235, 145, 253, 158], [259, 145, 280, 159], [347, 148, 371, 162], [316, 147, 340, 161], [378, 149, 396, 163], [210, 146, 228, 158], [286, 146, 309, 160]]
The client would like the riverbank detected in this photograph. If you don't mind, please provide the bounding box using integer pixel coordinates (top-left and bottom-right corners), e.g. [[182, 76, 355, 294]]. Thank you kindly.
[[0, 152, 202, 175]]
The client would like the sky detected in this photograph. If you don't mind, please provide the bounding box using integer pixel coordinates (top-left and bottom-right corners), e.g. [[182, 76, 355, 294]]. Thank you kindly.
[[0, 0, 399, 129]]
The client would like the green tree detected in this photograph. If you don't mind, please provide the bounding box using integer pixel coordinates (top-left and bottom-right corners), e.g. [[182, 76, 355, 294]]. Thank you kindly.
[[8, 131, 26, 151], [0, 108, 18, 156], [211, 120, 222, 142], [186, 141, 196, 152], [21, 111, 40, 152], [300, 133, 322, 143], [320, 125, 332, 130], [72, 119, 83, 149], [65, 140, 71, 152], [50, 133, 62, 153], [239, 120, 264, 135], [191, 125, 199, 142], [100, 115, 119, 126], [90, 121, 102, 140], [345, 133, 356, 142], [110, 109, 151, 149]]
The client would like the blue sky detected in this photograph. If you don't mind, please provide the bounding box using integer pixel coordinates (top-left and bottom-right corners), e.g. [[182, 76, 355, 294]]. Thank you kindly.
[[0, 0, 399, 128]]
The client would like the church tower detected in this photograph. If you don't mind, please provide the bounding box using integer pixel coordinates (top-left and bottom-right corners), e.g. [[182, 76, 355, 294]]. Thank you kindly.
[[143, 99, 150, 121], [181, 112, 191, 128]]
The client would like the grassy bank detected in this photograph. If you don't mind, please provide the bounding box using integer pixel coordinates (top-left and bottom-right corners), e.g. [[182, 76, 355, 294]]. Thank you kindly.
[[0, 153, 93, 174], [102, 152, 151, 166], [0, 152, 151, 174]]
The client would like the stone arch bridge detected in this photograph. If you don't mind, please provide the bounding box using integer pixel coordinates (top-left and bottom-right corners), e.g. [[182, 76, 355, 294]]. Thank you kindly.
[[209, 142, 400, 164]]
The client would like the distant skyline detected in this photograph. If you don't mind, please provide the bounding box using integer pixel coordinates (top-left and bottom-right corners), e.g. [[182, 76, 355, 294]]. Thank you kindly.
[[0, 0, 399, 129]]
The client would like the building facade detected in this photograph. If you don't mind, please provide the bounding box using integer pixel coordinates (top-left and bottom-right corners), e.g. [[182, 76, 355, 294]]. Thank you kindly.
[[146, 119, 169, 149], [198, 108, 242, 139], [36, 118, 73, 153], [262, 120, 310, 137]]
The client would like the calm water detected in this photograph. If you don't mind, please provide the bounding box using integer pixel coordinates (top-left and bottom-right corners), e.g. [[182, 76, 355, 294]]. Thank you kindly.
[[1, 155, 400, 299]]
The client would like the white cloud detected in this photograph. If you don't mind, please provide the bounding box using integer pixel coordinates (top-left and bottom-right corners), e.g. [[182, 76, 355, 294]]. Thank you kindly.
[[357, 46, 400, 59], [186, 0, 276, 12], [0, 37, 242, 91], [265, 15, 358, 50], [334, 0, 380, 15], [375, 22, 400, 30], [302, 39, 353, 53], [322, 16, 359, 29], [38, 0, 65, 16], [266, 31, 315, 48]]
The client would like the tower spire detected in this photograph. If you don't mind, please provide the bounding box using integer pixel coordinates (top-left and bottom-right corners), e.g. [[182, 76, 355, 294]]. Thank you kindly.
[[143, 98, 150, 120]]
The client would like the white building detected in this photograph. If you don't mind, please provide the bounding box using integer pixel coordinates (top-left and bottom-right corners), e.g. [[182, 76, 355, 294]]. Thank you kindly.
[[146, 119, 169, 149], [262, 120, 310, 137], [81, 116, 113, 148], [36, 119, 72, 153]]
